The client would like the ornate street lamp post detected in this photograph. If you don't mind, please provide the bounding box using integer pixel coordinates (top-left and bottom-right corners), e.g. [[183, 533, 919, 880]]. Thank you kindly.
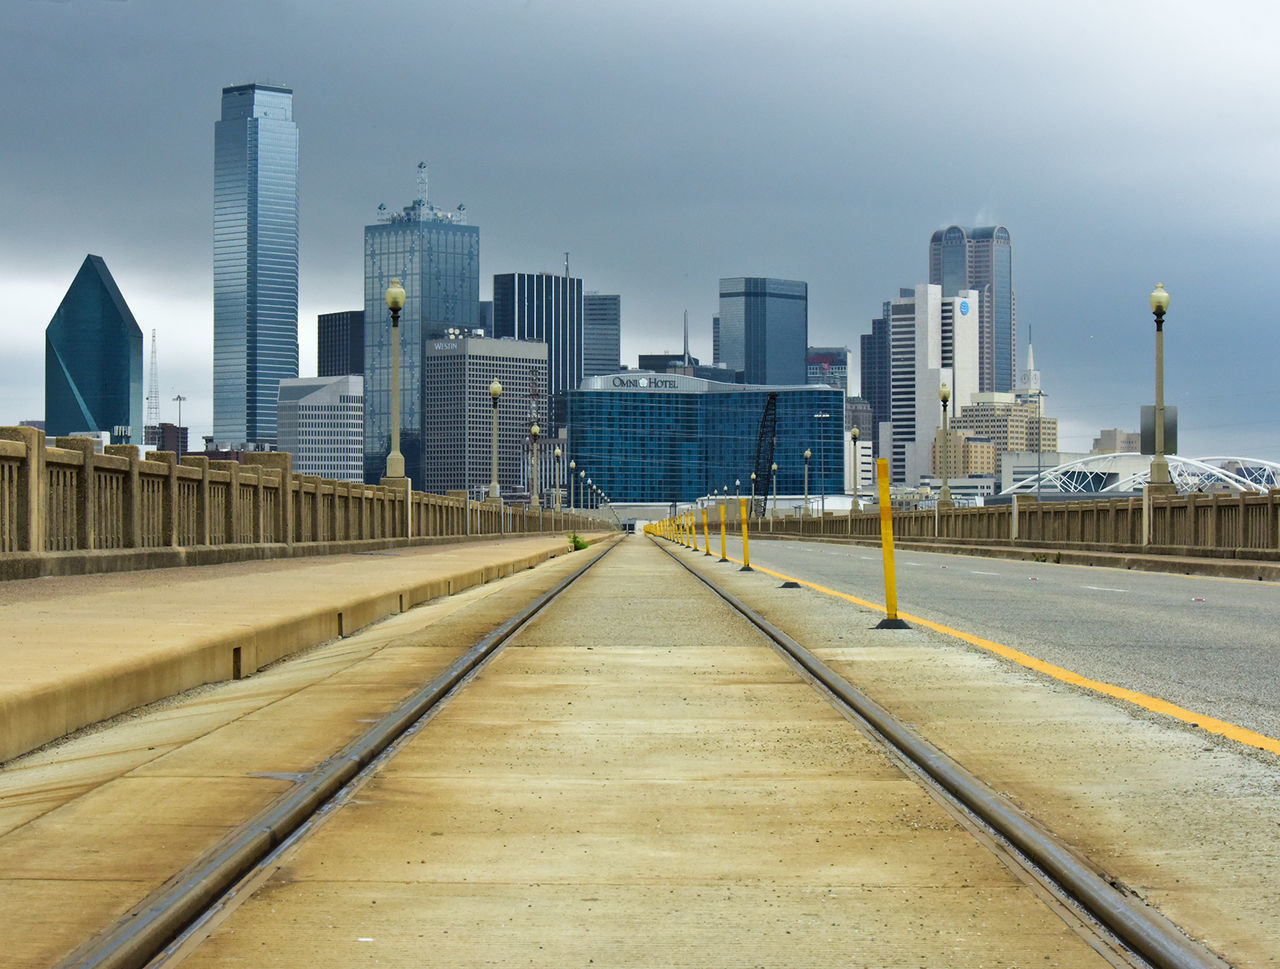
[[939, 383, 952, 506], [530, 423, 541, 510], [569, 459, 576, 511], [554, 445, 562, 512], [384, 278, 406, 481], [750, 472, 756, 518], [850, 426, 860, 511], [771, 461, 778, 520], [1149, 283, 1172, 487], [488, 379, 502, 500], [803, 449, 811, 516]]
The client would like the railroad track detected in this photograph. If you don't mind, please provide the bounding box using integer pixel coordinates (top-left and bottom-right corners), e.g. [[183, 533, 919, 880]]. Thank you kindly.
[[55, 534, 1226, 969]]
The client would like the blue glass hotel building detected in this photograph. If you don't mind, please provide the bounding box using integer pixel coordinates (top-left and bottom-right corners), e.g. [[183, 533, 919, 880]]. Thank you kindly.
[[568, 374, 844, 503], [213, 83, 299, 448]]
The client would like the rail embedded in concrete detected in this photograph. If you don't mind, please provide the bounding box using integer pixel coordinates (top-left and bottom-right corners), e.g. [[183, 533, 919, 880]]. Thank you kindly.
[[0, 426, 611, 577]]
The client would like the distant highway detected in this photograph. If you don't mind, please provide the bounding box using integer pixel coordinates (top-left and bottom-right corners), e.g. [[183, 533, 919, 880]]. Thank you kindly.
[[729, 535, 1280, 743]]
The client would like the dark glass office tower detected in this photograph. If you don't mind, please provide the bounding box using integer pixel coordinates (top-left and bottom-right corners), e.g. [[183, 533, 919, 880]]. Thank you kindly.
[[213, 83, 299, 448], [859, 314, 890, 458], [492, 272, 583, 427], [582, 293, 621, 378], [717, 277, 808, 385], [929, 225, 1014, 393], [45, 255, 143, 442], [363, 197, 480, 484], [317, 310, 364, 377]]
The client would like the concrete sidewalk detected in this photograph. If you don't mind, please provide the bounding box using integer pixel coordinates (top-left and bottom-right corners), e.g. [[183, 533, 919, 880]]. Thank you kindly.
[[0, 533, 614, 764]]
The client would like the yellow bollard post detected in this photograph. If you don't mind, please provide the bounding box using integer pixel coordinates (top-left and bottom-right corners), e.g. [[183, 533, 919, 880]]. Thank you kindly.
[[875, 458, 910, 629], [719, 501, 728, 562], [739, 497, 752, 571], [701, 508, 711, 555], [687, 510, 695, 550]]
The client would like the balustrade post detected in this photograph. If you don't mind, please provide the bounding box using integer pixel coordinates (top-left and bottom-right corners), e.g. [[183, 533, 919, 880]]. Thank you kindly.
[[105, 444, 141, 548], [181, 456, 211, 545], [146, 450, 180, 547], [58, 437, 98, 550], [0, 427, 47, 552], [213, 461, 240, 543]]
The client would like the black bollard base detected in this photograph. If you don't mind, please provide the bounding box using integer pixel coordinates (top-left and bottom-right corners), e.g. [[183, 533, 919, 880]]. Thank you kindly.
[[876, 617, 911, 629]]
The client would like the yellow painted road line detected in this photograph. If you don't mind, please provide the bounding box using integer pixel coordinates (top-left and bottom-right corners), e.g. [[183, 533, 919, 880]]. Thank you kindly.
[[727, 556, 1280, 759]]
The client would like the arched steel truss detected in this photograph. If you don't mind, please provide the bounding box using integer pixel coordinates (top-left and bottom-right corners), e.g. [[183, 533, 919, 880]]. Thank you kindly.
[[1001, 453, 1280, 495]]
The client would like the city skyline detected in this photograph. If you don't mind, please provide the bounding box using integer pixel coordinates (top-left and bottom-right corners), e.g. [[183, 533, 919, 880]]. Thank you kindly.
[[3, 3, 1278, 459]]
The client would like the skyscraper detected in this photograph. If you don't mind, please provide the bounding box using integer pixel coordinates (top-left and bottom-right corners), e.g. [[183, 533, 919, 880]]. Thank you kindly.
[[877, 284, 979, 485], [276, 375, 364, 481], [45, 255, 143, 442], [213, 83, 299, 448], [859, 315, 890, 458], [582, 293, 621, 378], [717, 277, 808, 385], [929, 225, 1014, 393], [492, 272, 583, 426], [419, 336, 548, 497], [363, 186, 480, 484], [317, 310, 364, 377]]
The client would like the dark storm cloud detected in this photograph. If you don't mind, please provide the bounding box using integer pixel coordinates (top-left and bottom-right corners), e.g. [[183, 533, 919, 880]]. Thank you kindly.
[[3, 0, 1278, 454]]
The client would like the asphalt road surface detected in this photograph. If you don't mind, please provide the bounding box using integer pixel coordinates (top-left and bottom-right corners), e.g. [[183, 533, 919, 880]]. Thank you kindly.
[[727, 535, 1280, 744]]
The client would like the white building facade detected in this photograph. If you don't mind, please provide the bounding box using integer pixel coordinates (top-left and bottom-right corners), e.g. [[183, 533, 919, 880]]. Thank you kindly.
[[276, 375, 364, 482], [877, 284, 979, 486]]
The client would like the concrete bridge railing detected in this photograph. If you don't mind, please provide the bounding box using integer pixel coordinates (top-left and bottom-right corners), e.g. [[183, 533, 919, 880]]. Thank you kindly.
[[0, 426, 605, 576], [736, 490, 1280, 562]]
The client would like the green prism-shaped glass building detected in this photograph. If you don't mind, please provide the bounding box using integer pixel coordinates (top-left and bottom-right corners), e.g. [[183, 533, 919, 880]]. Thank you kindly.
[[45, 254, 144, 443]]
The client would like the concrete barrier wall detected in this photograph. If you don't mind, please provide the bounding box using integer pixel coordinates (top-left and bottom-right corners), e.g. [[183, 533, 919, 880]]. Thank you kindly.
[[0, 426, 608, 574], [710, 490, 1280, 561]]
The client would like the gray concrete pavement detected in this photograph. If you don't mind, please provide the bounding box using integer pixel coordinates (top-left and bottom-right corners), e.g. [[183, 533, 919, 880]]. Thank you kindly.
[[731, 534, 1280, 742]]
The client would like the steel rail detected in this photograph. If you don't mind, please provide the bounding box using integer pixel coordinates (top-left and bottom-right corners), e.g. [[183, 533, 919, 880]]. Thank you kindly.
[[56, 537, 622, 969], [652, 536, 1229, 969]]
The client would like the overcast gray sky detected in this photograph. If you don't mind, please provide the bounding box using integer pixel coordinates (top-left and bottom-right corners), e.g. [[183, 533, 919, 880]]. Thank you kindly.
[[4, 0, 1278, 456]]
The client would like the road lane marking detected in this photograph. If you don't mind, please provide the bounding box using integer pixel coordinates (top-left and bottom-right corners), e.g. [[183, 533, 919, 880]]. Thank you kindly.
[[971, 571, 1000, 576], [1083, 586, 1127, 593], [731, 555, 1280, 759]]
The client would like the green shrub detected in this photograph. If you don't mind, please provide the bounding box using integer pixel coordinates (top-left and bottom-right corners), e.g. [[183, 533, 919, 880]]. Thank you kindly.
[[568, 532, 589, 550]]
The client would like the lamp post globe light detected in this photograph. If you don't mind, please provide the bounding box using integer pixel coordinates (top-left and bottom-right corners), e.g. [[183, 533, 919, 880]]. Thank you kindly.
[[803, 449, 811, 517], [488, 379, 502, 500], [850, 426, 860, 511], [1149, 282, 1172, 487], [554, 446, 562, 512], [938, 383, 952, 505], [383, 278, 407, 481], [530, 423, 541, 510]]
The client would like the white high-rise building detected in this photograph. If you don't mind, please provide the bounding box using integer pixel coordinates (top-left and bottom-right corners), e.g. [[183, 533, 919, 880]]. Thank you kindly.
[[276, 375, 364, 482], [877, 284, 979, 486]]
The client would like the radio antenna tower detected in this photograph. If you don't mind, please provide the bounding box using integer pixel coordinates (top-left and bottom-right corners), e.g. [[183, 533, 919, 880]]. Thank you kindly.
[[145, 329, 160, 427]]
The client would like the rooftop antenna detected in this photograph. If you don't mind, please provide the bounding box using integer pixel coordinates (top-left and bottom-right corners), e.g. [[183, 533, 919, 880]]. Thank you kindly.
[[415, 161, 428, 206], [683, 310, 690, 365], [145, 329, 160, 427], [564, 251, 570, 277]]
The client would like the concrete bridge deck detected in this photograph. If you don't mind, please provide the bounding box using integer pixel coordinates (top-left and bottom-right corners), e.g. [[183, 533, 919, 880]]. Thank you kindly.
[[0, 532, 613, 765], [0, 534, 1277, 967]]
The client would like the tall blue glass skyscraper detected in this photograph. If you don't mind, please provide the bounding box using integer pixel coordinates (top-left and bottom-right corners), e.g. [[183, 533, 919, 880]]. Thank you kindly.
[[718, 277, 808, 385], [45, 255, 143, 442], [213, 83, 299, 448], [929, 225, 1014, 393], [363, 197, 480, 484]]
